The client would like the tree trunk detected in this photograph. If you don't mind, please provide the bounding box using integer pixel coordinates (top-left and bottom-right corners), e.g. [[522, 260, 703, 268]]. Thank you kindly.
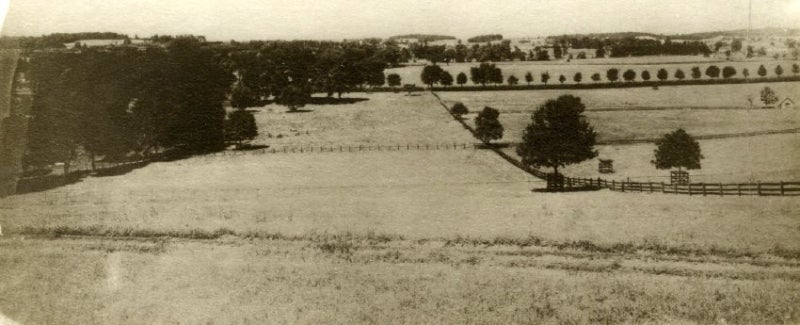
[[90, 151, 96, 171]]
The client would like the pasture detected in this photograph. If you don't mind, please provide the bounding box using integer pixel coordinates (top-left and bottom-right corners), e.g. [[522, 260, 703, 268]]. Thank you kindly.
[[2, 90, 800, 324], [387, 59, 799, 86]]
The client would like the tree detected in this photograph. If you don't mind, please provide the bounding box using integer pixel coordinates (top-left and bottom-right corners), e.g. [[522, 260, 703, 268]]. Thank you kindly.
[[276, 84, 309, 112], [691, 66, 702, 79], [758, 64, 767, 78], [451, 102, 468, 116], [657, 68, 669, 81], [541, 72, 550, 85], [516, 95, 597, 177], [652, 129, 703, 172], [440, 71, 454, 87], [474, 106, 504, 143], [230, 80, 257, 109], [674, 69, 685, 80], [470, 63, 500, 86], [489, 66, 504, 85], [224, 109, 258, 148], [606, 68, 619, 83], [775, 65, 784, 77], [731, 39, 743, 52], [573, 72, 582, 83], [507, 74, 519, 86], [761, 86, 779, 107], [553, 45, 562, 59], [524, 71, 534, 85], [641, 70, 651, 81], [591, 73, 601, 82], [421, 64, 444, 88], [558, 74, 566, 84], [705, 65, 720, 78], [722, 66, 736, 79], [595, 47, 606, 58], [456, 72, 468, 87], [792, 63, 800, 75], [623, 69, 636, 82], [387, 73, 402, 88], [742, 68, 750, 79]]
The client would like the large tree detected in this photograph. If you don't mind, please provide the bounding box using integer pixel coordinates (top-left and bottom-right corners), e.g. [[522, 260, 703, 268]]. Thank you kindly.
[[652, 128, 703, 171], [691, 66, 702, 79], [641, 70, 651, 81], [276, 84, 310, 112], [758, 64, 767, 78], [440, 71, 454, 87], [705, 65, 720, 78], [456, 72, 468, 87], [722, 66, 737, 79], [606, 68, 619, 83], [623, 69, 636, 82], [657, 68, 669, 81], [474, 106, 504, 143], [387, 73, 402, 88], [224, 109, 258, 148], [469, 63, 500, 86], [516, 95, 597, 176], [421, 64, 444, 88]]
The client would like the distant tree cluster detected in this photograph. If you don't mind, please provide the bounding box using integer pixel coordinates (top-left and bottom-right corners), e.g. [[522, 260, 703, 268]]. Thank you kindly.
[[467, 34, 504, 43]]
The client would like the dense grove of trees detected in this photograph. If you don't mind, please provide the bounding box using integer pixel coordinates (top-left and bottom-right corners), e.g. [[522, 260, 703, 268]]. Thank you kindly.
[[24, 38, 232, 172], [20, 34, 404, 172]]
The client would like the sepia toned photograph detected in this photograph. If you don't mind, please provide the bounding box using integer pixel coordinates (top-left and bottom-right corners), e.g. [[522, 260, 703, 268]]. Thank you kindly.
[[1, 0, 799, 324]]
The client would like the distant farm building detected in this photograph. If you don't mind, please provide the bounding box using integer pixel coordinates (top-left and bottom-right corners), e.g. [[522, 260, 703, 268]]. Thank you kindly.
[[779, 98, 795, 110]]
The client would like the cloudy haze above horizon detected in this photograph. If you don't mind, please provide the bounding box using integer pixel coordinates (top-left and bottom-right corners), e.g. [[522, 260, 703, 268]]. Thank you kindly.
[[2, 0, 800, 41]]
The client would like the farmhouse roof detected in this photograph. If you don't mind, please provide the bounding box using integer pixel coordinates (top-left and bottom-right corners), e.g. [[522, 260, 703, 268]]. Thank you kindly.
[[780, 97, 794, 105]]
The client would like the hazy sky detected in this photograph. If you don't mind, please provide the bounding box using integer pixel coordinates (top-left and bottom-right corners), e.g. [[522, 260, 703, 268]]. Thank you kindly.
[[2, 0, 800, 41]]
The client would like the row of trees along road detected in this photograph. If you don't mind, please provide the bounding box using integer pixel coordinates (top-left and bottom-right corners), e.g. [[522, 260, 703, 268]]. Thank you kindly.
[[422, 63, 800, 87], [453, 96, 703, 188]]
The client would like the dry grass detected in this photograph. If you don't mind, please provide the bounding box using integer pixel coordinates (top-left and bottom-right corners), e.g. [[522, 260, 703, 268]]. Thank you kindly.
[[388, 60, 800, 86], [3, 91, 800, 324], [1, 237, 799, 325], [246, 92, 474, 146]]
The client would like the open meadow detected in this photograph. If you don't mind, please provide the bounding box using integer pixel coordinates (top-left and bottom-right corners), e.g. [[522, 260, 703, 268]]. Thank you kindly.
[[2, 91, 800, 324], [387, 59, 800, 86]]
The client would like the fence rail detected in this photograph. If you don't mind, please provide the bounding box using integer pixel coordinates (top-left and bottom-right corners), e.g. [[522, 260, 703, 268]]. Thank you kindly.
[[555, 176, 800, 197], [205, 142, 483, 157]]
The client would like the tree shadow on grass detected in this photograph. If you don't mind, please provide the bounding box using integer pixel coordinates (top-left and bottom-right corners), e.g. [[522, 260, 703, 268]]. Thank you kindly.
[[532, 186, 603, 193], [285, 109, 315, 113], [475, 143, 513, 149], [307, 97, 369, 105]]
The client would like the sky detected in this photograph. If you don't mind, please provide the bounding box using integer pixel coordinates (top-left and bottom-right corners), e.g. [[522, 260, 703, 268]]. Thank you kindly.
[[1, 0, 800, 41]]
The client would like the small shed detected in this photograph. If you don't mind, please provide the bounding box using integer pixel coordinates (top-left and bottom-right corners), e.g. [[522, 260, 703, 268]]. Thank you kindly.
[[598, 159, 614, 174], [778, 98, 794, 110]]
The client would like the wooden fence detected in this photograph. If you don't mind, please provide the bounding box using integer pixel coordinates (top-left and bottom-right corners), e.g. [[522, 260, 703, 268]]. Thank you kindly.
[[206, 142, 482, 156], [555, 176, 800, 196]]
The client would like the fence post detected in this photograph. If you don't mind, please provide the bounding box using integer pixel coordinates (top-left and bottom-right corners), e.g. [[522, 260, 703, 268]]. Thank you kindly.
[[757, 182, 761, 196], [612, 180, 615, 191], [737, 183, 742, 196], [702, 183, 706, 196], [621, 181, 625, 192], [719, 183, 723, 196], [688, 183, 692, 196], [781, 181, 785, 196]]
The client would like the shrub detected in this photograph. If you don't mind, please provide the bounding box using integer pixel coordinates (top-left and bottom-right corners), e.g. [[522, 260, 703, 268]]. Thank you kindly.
[[641, 70, 651, 81], [606, 68, 620, 82], [451, 102, 468, 115], [761, 87, 779, 107]]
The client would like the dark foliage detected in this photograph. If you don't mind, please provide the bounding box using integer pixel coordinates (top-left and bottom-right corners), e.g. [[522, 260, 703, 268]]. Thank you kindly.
[[516, 95, 597, 176], [652, 129, 703, 170], [474, 106, 504, 143]]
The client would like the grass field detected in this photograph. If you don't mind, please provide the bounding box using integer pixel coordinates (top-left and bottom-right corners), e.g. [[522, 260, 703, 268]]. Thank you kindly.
[[437, 82, 800, 111], [244, 92, 475, 147], [440, 83, 800, 182], [387, 59, 800, 86], [2, 91, 800, 324]]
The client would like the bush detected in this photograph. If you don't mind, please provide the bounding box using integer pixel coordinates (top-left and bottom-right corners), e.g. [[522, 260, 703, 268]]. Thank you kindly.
[[451, 102, 468, 115]]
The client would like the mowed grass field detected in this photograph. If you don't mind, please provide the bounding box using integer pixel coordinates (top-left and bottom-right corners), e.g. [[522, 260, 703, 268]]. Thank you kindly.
[[244, 92, 475, 147], [439, 82, 800, 182], [387, 59, 799, 86], [2, 92, 800, 324]]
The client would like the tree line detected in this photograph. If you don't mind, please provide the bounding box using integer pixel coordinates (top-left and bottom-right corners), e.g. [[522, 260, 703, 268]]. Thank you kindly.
[[420, 63, 800, 88]]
